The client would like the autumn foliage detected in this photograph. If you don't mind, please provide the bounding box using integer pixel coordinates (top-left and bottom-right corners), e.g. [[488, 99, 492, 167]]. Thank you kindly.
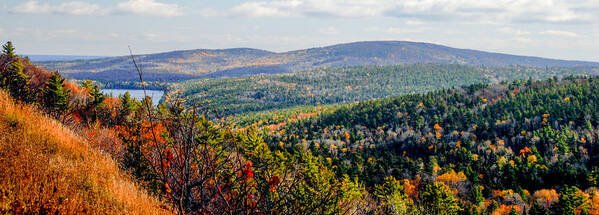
[[6, 42, 599, 214], [0, 90, 170, 214]]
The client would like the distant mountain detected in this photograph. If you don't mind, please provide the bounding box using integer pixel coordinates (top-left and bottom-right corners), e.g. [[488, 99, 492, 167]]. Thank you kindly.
[[25, 55, 109, 62], [38, 41, 599, 82]]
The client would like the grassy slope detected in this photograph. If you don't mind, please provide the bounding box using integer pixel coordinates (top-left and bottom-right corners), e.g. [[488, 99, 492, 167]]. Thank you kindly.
[[0, 90, 171, 214]]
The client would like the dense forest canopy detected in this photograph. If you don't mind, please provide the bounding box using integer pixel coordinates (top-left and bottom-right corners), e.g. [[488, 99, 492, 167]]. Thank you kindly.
[[257, 76, 599, 214], [170, 63, 598, 117]]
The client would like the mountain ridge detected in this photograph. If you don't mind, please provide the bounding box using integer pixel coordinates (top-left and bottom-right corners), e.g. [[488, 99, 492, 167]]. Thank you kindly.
[[38, 41, 599, 82]]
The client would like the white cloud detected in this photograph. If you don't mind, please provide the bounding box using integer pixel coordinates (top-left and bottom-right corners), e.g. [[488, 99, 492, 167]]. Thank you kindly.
[[116, 0, 184, 17], [540, 30, 579, 37], [228, 0, 388, 18], [319, 27, 339, 35], [59, 2, 103, 15], [225, 0, 596, 24], [198, 8, 225, 17], [498, 27, 530, 36], [385, 27, 425, 34], [514, 37, 533, 44], [41, 29, 122, 42], [14, 1, 53, 14], [366, 26, 427, 35], [405, 20, 424, 26], [384, 27, 406, 34], [143, 33, 161, 41], [13, 0, 183, 17], [229, 1, 297, 17], [14, 1, 104, 15]]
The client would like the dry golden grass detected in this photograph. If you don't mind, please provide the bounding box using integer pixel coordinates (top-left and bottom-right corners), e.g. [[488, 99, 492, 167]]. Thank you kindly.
[[0, 90, 172, 214]]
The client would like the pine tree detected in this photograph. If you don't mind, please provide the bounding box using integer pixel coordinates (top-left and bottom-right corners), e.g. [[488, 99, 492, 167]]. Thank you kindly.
[[419, 182, 460, 215], [2, 41, 15, 56], [117, 92, 138, 123], [81, 79, 93, 90], [43, 71, 70, 116], [551, 186, 587, 215], [509, 207, 519, 215], [82, 81, 104, 122], [1, 41, 31, 102], [373, 176, 417, 214]]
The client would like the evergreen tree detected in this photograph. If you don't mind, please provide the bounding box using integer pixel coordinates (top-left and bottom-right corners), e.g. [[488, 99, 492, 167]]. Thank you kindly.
[[419, 182, 460, 215], [529, 202, 550, 215], [43, 71, 70, 116], [373, 176, 417, 214], [90, 85, 104, 107], [486, 201, 499, 214], [472, 185, 484, 204], [1, 41, 31, 102], [117, 92, 137, 122], [2, 41, 15, 56], [120, 92, 135, 113], [81, 79, 93, 90], [509, 207, 519, 215], [551, 186, 587, 215], [81, 80, 104, 122]]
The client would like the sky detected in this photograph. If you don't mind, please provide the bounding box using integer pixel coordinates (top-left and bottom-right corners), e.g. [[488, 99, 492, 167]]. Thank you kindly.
[[1, 0, 598, 61]]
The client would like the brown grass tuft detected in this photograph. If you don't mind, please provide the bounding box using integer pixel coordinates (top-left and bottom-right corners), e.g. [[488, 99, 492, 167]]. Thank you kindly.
[[0, 90, 172, 214]]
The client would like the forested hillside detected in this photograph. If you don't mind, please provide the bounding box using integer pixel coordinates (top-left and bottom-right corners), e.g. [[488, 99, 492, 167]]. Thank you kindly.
[[170, 64, 598, 116], [39, 41, 599, 82], [260, 76, 599, 214]]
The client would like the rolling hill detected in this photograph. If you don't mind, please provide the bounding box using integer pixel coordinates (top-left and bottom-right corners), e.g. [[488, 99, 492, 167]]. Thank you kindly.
[[169, 64, 599, 116], [38, 41, 599, 82]]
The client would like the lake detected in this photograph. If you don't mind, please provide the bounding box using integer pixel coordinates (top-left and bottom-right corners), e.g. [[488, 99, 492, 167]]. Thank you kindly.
[[101, 89, 164, 105]]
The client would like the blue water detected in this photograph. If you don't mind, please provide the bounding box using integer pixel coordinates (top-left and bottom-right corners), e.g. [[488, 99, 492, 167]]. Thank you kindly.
[[101, 89, 164, 105]]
